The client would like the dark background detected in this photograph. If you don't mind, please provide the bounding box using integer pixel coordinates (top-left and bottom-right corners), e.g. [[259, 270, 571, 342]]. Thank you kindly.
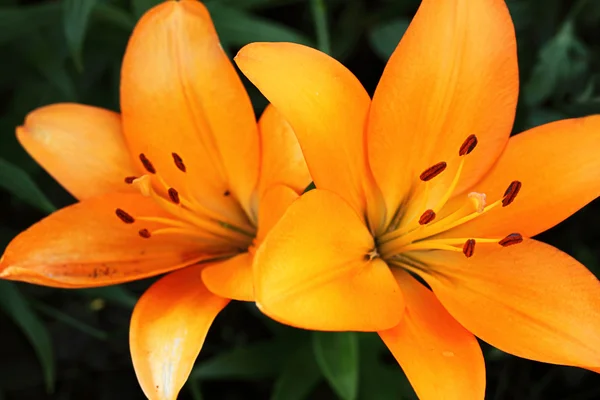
[[1, 0, 600, 399]]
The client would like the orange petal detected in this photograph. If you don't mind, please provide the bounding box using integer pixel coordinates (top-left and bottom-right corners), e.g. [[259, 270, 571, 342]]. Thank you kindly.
[[16, 103, 139, 200], [202, 252, 253, 302], [379, 270, 485, 400], [368, 0, 518, 224], [121, 0, 259, 221], [255, 184, 300, 245], [255, 105, 311, 200], [235, 42, 376, 220], [441, 116, 600, 239], [418, 239, 600, 368], [0, 193, 232, 288], [131, 265, 229, 400], [253, 189, 403, 331]]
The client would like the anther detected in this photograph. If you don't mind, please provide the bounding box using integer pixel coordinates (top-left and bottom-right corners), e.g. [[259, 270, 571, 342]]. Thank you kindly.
[[462, 239, 475, 258], [124, 176, 137, 184], [499, 233, 523, 247], [139, 153, 156, 174], [419, 162, 447, 181], [172, 153, 186, 172], [115, 208, 135, 224], [502, 181, 522, 207], [223, 190, 230, 196], [168, 188, 180, 204], [138, 228, 151, 238], [418, 209, 436, 225], [459, 134, 478, 156]]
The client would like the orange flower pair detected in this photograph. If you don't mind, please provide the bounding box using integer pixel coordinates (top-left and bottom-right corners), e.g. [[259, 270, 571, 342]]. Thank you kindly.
[[3, 0, 600, 399]]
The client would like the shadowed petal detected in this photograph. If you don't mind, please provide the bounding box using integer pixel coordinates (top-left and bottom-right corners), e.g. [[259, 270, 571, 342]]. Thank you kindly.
[[417, 239, 600, 368], [379, 270, 485, 400], [368, 0, 518, 225], [131, 265, 229, 400], [253, 189, 403, 331], [202, 252, 253, 302], [16, 103, 138, 200], [0, 193, 234, 288]]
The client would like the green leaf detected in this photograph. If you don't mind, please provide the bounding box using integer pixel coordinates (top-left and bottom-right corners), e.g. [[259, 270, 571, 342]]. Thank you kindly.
[[63, 0, 99, 70], [272, 343, 321, 400], [368, 18, 410, 61], [76, 286, 138, 309], [0, 157, 55, 214], [313, 331, 359, 400], [207, 4, 311, 47], [0, 281, 55, 393], [31, 301, 108, 341], [524, 21, 589, 106], [310, 0, 331, 54], [0, 3, 62, 46], [190, 340, 296, 381], [131, 0, 162, 19]]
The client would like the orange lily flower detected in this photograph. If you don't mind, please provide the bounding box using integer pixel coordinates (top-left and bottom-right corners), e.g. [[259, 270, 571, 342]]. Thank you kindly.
[[0, 1, 309, 399], [235, 0, 600, 398]]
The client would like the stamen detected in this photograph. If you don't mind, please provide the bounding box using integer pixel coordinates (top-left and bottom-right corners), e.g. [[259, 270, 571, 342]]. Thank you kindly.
[[139, 153, 156, 174], [172, 153, 186, 172], [499, 233, 523, 247], [462, 239, 475, 258], [502, 181, 522, 207], [124, 176, 137, 184], [467, 192, 487, 213], [138, 228, 151, 238], [418, 209, 436, 225], [168, 188, 180, 204], [419, 162, 447, 181], [459, 134, 478, 156], [115, 208, 135, 224]]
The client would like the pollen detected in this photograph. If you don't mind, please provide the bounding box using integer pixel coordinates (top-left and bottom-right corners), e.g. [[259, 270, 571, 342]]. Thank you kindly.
[[138, 228, 151, 238], [115, 208, 135, 224], [459, 134, 478, 156], [462, 239, 475, 258], [499, 233, 523, 247], [168, 188, 180, 204], [124, 176, 137, 184], [172, 153, 186, 172], [139, 153, 156, 174], [418, 209, 436, 225], [419, 161, 447, 181], [502, 181, 522, 207]]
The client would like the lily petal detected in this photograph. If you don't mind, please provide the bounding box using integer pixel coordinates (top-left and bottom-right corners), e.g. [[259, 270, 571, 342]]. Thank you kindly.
[[235, 42, 375, 219], [121, 0, 259, 221], [16, 103, 138, 200], [441, 116, 600, 239], [255, 105, 311, 200], [418, 239, 600, 368], [202, 252, 253, 302], [255, 184, 300, 245], [379, 270, 485, 400], [0, 193, 232, 288], [253, 189, 403, 331], [368, 0, 518, 223], [131, 265, 229, 400]]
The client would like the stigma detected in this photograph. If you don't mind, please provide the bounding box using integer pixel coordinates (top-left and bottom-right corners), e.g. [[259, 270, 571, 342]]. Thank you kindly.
[[378, 134, 524, 260]]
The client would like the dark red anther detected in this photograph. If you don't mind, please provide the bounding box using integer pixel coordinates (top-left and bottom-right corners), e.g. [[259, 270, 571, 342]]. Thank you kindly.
[[139, 153, 156, 174], [124, 176, 136, 184], [138, 228, 151, 239], [459, 134, 478, 156], [168, 188, 180, 204], [462, 239, 476, 258], [418, 209, 436, 225], [499, 233, 523, 247], [419, 161, 447, 181], [502, 180, 522, 207], [172, 153, 186, 172], [115, 208, 135, 224]]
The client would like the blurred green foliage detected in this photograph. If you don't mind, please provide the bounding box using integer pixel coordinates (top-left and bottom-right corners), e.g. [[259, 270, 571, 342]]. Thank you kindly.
[[1, 0, 600, 399]]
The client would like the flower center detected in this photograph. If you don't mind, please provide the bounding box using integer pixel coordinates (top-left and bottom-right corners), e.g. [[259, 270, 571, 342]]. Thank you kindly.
[[114, 152, 256, 251], [376, 135, 523, 261]]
